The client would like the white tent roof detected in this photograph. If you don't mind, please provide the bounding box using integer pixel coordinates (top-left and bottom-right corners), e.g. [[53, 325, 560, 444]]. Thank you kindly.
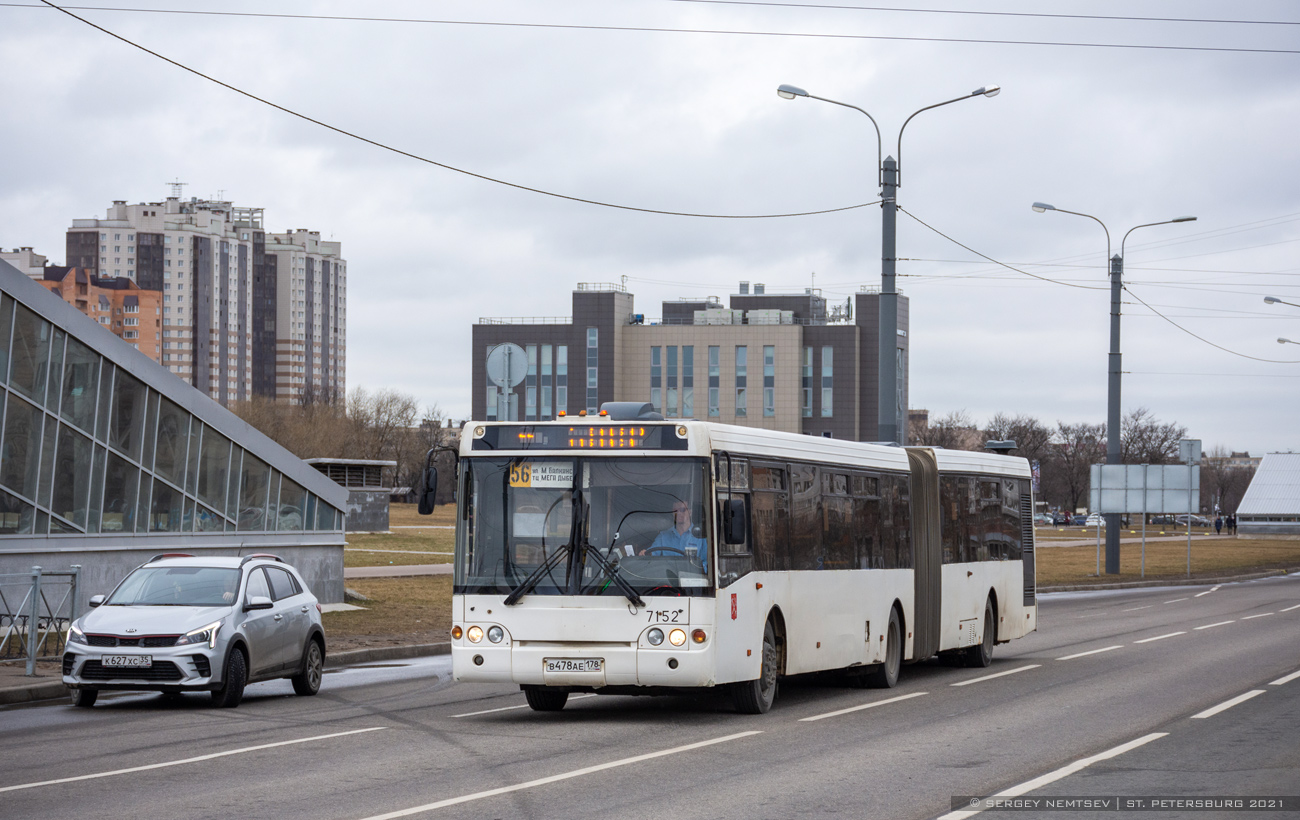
[[1237, 453, 1300, 516]]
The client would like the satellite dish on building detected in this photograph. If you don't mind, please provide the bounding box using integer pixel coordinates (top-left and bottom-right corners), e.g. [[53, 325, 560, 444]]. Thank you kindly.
[[486, 343, 527, 389]]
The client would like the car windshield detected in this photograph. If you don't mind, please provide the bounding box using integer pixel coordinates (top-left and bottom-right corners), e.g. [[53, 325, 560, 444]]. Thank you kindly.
[[456, 457, 711, 597], [106, 566, 241, 606]]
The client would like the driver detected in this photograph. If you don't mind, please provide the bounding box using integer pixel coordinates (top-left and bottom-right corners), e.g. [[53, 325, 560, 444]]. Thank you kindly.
[[642, 500, 707, 570]]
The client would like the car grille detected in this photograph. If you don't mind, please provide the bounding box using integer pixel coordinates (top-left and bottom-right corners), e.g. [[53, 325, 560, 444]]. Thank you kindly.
[[86, 635, 179, 648], [79, 661, 184, 681]]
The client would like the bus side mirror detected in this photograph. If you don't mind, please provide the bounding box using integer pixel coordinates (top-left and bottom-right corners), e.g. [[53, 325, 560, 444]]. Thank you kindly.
[[722, 498, 746, 544], [418, 466, 438, 516]]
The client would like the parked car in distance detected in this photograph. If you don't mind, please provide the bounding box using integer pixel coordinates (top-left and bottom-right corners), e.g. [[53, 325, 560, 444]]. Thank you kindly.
[[1033, 513, 1054, 526], [1085, 513, 1104, 527], [1174, 515, 1211, 527], [62, 553, 325, 708], [1070, 514, 1087, 526]]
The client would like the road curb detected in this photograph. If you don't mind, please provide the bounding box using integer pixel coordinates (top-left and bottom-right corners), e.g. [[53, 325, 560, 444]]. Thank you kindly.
[[1040, 567, 1299, 593], [325, 642, 450, 668], [0, 679, 68, 706]]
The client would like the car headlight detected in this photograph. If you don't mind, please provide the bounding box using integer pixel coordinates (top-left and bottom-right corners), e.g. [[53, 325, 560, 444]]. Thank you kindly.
[[466, 625, 484, 643], [486, 626, 504, 644], [647, 628, 665, 646], [67, 623, 87, 646], [668, 628, 687, 647], [175, 620, 223, 649]]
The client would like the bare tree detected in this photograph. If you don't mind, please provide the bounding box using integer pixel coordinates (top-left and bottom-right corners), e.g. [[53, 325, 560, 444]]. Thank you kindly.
[[911, 410, 980, 451], [1120, 407, 1188, 464], [1200, 446, 1257, 515], [983, 412, 1053, 463], [1050, 421, 1106, 513]]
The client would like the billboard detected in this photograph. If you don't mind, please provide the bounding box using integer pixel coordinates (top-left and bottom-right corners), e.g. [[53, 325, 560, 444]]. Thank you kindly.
[[1089, 464, 1200, 514]]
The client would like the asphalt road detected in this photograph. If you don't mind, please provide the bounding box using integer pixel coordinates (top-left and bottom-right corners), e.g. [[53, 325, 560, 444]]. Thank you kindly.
[[1, 574, 1297, 820]]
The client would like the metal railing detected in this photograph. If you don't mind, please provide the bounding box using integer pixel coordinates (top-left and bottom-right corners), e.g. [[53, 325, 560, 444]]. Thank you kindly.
[[0, 566, 81, 675]]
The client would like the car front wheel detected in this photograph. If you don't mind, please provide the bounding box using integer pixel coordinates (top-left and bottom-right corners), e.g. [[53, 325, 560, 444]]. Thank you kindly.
[[212, 648, 246, 708], [70, 687, 98, 708]]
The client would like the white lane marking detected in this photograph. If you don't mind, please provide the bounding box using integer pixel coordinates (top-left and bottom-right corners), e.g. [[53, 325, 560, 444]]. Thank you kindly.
[[452, 694, 596, 717], [1270, 670, 1300, 686], [1191, 690, 1266, 719], [1194, 620, 1235, 630], [354, 731, 763, 820], [1056, 645, 1123, 661], [1281, 604, 1300, 613], [1122, 605, 1154, 612], [936, 732, 1167, 819], [950, 665, 1041, 688], [1164, 598, 1189, 604], [799, 691, 927, 722], [0, 727, 386, 794], [1134, 631, 1186, 644], [1241, 613, 1274, 620], [1194, 586, 1221, 598]]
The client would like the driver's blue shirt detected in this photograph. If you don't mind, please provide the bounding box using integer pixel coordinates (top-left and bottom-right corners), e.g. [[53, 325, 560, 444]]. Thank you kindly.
[[650, 526, 708, 571]]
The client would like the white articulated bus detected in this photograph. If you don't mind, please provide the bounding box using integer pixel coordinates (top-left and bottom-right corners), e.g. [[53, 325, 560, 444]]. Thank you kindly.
[[423, 405, 1037, 713]]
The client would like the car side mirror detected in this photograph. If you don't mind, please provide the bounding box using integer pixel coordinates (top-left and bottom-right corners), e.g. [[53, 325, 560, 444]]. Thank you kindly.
[[88, 594, 105, 608], [721, 498, 747, 545], [418, 466, 438, 516], [243, 596, 274, 612]]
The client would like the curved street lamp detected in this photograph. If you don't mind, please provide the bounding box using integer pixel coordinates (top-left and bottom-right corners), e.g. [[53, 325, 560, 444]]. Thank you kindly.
[[1031, 203, 1196, 575], [1280, 337, 1299, 345], [1264, 295, 1300, 309], [777, 82, 1000, 444]]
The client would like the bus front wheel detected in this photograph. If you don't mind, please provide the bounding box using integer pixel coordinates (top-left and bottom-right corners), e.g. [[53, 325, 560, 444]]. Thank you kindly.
[[868, 608, 901, 688], [732, 620, 778, 714], [522, 685, 569, 712]]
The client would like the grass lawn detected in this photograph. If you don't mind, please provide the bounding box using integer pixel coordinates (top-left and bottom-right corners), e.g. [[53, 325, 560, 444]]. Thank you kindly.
[[1036, 537, 1300, 587], [343, 503, 456, 567], [323, 576, 453, 653]]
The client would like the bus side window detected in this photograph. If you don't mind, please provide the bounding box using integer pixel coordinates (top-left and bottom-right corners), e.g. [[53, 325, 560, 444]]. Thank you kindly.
[[822, 472, 854, 569], [750, 465, 787, 573], [787, 463, 821, 571], [939, 475, 960, 564], [852, 474, 881, 569]]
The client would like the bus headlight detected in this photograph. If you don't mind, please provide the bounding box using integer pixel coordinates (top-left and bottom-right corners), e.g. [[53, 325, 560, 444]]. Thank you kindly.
[[467, 626, 484, 643], [668, 628, 687, 647], [486, 626, 504, 644], [647, 628, 664, 646]]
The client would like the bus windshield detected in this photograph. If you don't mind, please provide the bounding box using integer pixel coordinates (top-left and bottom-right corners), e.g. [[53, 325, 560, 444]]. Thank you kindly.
[[456, 457, 711, 598]]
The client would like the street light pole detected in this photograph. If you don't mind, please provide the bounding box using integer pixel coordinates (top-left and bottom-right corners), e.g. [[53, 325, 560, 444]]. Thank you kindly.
[[1033, 203, 1196, 573], [779, 83, 999, 444], [1264, 295, 1300, 309]]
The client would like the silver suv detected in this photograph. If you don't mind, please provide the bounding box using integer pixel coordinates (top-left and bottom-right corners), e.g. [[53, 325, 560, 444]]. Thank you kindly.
[[62, 553, 326, 708]]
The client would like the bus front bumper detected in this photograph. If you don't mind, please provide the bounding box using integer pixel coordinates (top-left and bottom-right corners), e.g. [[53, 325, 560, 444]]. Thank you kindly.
[[452, 642, 715, 688]]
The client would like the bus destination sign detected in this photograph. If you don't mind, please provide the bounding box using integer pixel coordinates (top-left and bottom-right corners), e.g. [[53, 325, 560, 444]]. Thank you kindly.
[[472, 424, 689, 451]]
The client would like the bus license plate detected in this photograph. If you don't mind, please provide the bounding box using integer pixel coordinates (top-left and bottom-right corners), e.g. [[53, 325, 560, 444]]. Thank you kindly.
[[102, 655, 152, 668], [544, 658, 601, 674]]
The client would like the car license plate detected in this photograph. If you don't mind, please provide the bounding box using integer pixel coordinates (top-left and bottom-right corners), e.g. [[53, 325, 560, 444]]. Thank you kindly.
[[544, 658, 601, 673], [102, 655, 152, 668]]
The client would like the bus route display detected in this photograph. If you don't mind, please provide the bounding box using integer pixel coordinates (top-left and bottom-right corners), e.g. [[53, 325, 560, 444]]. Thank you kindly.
[[471, 424, 689, 451]]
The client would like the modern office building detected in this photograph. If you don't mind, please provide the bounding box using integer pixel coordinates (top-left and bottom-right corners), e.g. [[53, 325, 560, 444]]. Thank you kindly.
[[64, 197, 346, 406], [0, 258, 349, 605], [472, 282, 909, 441]]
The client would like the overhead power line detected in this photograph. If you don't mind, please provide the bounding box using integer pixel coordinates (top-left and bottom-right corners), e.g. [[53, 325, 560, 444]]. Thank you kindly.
[[1123, 287, 1300, 364], [8, 2, 1299, 54], [31, 0, 874, 220]]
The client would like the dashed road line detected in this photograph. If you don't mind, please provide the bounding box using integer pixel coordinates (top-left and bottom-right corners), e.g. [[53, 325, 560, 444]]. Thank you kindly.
[[1193, 586, 1221, 598], [354, 731, 764, 819], [800, 691, 927, 722], [1122, 605, 1154, 612], [936, 732, 1167, 819], [1164, 598, 1189, 604], [0, 727, 387, 793], [1191, 690, 1265, 719], [1269, 670, 1300, 686], [1056, 645, 1123, 661], [452, 694, 596, 717], [1281, 604, 1300, 613], [1133, 631, 1186, 644], [1193, 620, 1235, 630], [1241, 613, 1274, 620], [950, 665, 1040, 688]]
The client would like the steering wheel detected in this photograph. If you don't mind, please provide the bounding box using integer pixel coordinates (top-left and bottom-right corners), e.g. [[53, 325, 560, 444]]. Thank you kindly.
[[642, 546, 687, 557]]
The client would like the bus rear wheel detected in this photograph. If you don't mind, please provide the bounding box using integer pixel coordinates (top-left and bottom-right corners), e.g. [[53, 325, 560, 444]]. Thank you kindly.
[[733, 620, 778, 714], [868, 608, 901, 688], [522, 685, 569, 712], [964, 598, 995, 668]]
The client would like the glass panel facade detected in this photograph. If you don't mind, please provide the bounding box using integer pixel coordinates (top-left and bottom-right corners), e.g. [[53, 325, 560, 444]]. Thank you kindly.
[[0, 286, 344, 538], [708, 345, 719, 417], [821, 346, 834, 418], [735, 346, 747, 417], [763, 345, 775, 417]]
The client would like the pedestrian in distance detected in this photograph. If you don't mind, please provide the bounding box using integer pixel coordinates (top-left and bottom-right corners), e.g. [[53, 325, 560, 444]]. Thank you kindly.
[[1214, 515, 1223, 535]]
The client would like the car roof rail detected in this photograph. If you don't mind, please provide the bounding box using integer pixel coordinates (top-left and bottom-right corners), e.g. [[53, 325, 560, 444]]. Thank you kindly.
[[239, 553, 285, 567], [147, 552, 194, 563]]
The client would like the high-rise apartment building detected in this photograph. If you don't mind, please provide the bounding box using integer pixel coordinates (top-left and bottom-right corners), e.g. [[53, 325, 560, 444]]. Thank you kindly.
[[472, 282, 909, 442], [64, 197, 346, 405]]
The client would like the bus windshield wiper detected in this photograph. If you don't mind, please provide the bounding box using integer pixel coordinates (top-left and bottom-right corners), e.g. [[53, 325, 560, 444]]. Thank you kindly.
[[503, 540, 572, 606], [580, 540, 645, 608]]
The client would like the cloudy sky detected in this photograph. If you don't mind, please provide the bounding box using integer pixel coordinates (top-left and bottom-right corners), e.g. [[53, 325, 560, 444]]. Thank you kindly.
[[2, 1, 1297, 454]]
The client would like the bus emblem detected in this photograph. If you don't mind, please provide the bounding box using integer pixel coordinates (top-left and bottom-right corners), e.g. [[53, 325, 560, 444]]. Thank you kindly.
[[731, 593, 737, 620]]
